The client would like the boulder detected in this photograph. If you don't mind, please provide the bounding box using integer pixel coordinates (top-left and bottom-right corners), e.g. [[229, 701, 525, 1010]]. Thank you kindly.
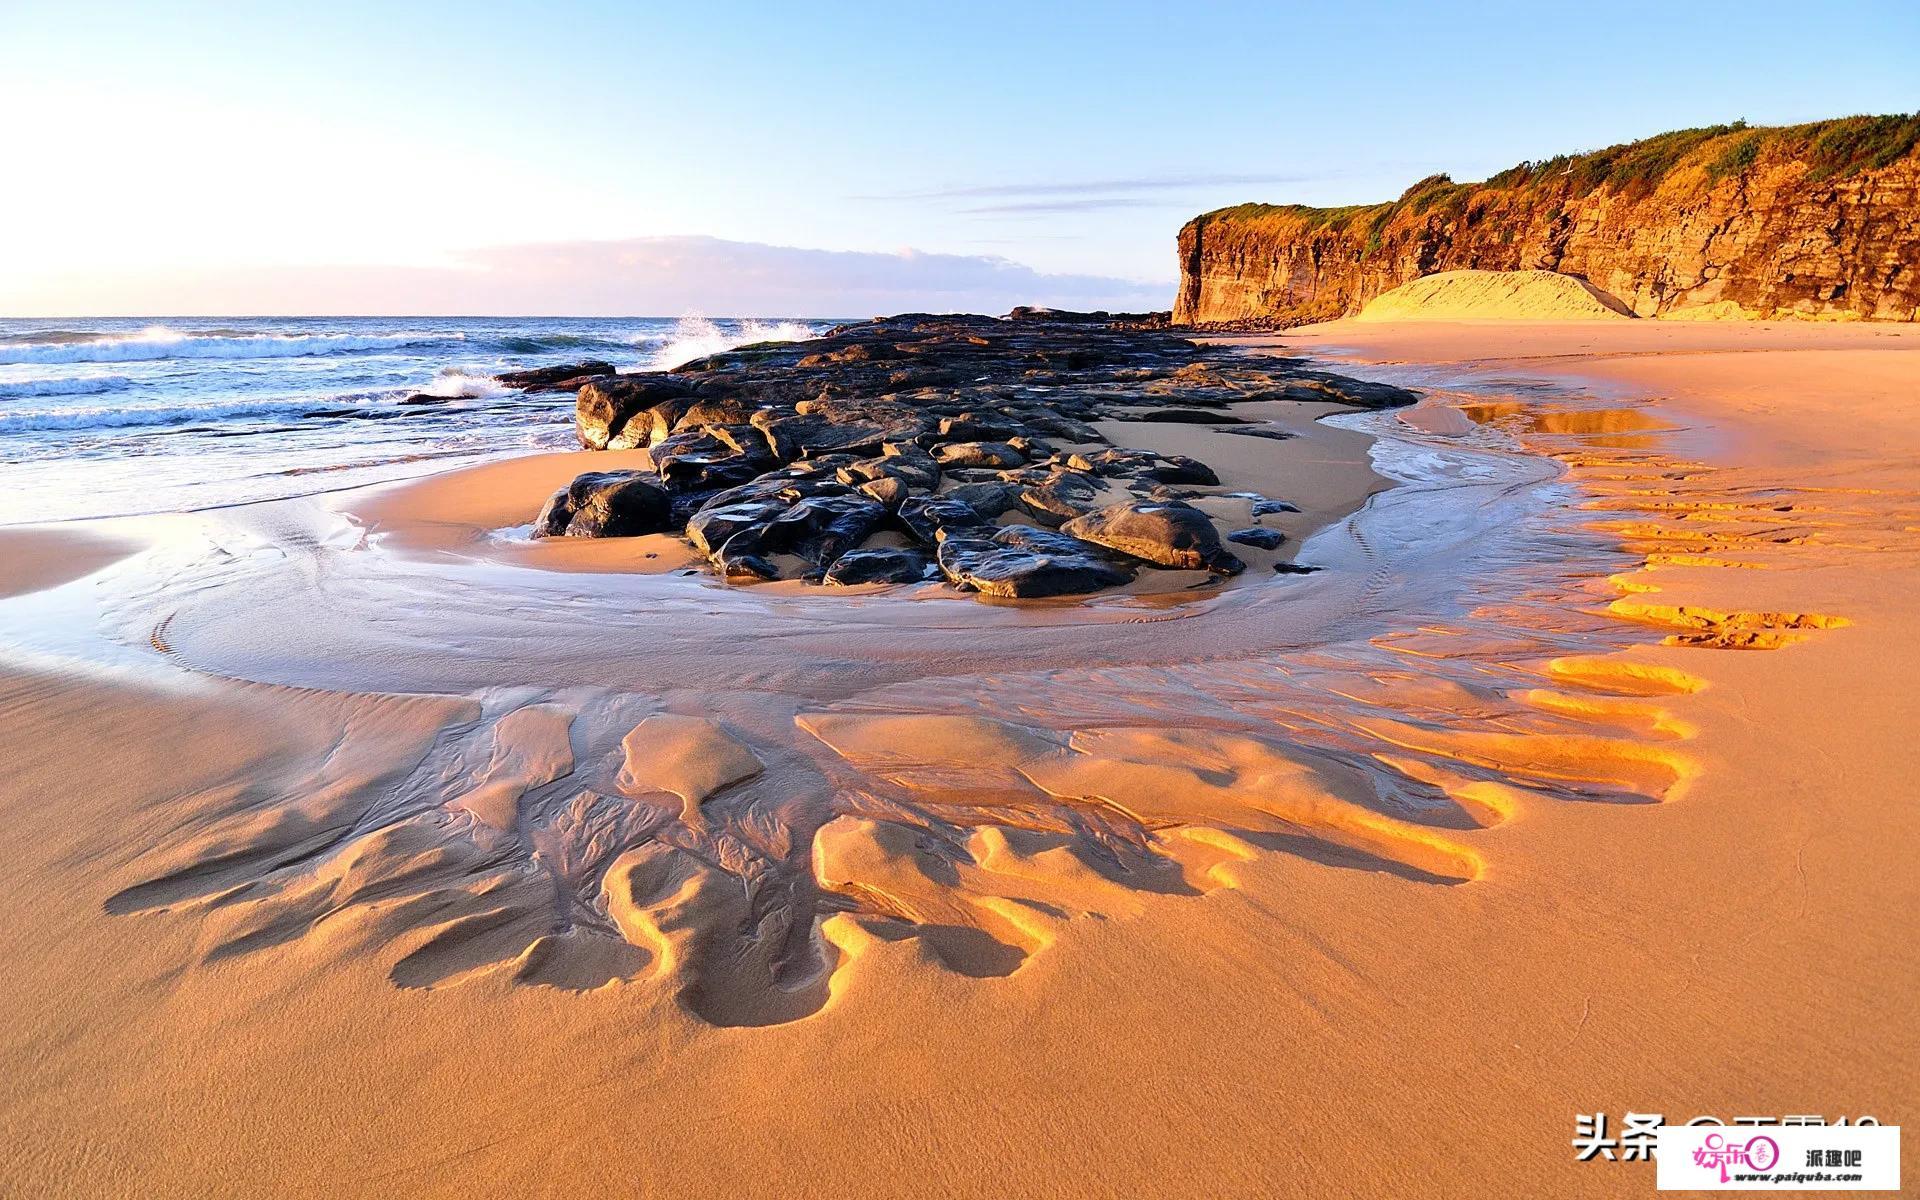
[[1251, 497, 1300, 516], [1062, 500, 1244, 573], [534, 470, 673, 539], [647, 429, 769, 492], [896, 495, 992, 544], [942, 481, 1021, 519], [686, 484, 886, 582], [837, 444, 941, 491], [499, 359, 617, 391], [1141, 454, 1219, 486], [1227, 527, 1285, 550], [1017, 470, 1104, 527], [878, 443, 942, 488], [821, 546, 940, 586], [935, 525, 1136, 598], [753, 410, 923, 461], [931, 441, 1026, 469], [938, 413, 1021, 441], [676, 396, 761, 430], [857, 476, 909, 509], [575, 376, 694, 450]]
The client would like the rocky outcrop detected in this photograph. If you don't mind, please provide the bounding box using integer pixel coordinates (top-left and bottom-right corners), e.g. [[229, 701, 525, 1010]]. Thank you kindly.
[[1175, 115, 1920, 324], [528, 311, 1417, 598]]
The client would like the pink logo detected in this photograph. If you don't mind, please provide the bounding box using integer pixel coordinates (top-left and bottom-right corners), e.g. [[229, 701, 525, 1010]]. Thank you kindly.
[[1693, 1132, 1782, 1183]]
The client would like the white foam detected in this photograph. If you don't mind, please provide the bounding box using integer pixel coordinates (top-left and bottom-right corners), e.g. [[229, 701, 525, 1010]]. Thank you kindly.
[[0, 373, 134, 398], [0, 395, 369, 433], [0, 326, 460, 366], [415, 367, 512, 399], [639, 315, 816, 372]]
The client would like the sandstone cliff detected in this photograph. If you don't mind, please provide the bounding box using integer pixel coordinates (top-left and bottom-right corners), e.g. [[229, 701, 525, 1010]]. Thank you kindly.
[[1174, 115, 1920, 325]]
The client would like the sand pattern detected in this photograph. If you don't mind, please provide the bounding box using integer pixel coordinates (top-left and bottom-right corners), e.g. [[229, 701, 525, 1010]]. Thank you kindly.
[[70, 345, 1881, 1029]]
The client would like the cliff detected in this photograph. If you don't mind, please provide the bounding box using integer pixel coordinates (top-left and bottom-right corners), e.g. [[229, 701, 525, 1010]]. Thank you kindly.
[[1174, 115, 1920, 325]]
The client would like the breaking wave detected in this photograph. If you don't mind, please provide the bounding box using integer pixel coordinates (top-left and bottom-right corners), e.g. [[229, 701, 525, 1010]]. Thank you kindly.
[[0, 396, 357, 433], [0, 326, 460, 366], [0, 373, 135, 399], [415, 368, 513, 400], [642, 315, 817, 371]]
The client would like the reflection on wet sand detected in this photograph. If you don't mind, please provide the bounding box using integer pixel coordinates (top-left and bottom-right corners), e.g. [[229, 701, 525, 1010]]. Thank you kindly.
[[0, 363, 1856, 1029]]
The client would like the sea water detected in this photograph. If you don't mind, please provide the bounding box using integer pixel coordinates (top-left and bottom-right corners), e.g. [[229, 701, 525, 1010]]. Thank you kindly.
[[0, 315, 825, 525]]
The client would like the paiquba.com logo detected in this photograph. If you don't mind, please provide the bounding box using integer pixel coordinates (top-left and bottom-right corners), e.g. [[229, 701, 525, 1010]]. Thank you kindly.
[[1693, 1132, 1781, 1183]]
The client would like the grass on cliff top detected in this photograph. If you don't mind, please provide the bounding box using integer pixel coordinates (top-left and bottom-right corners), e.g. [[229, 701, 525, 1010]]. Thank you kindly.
[[1190, 112, 1920, 238]]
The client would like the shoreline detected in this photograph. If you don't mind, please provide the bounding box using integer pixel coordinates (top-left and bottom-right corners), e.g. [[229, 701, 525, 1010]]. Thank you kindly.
[[1, 318, 1914, 1195]]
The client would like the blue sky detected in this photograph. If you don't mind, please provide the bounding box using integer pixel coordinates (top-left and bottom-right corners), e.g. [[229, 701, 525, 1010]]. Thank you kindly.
[[2, 0, 1915, 315]]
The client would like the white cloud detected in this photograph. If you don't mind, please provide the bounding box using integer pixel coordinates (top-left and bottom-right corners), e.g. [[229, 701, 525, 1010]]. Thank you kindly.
[[6, 236, 1174, 318]]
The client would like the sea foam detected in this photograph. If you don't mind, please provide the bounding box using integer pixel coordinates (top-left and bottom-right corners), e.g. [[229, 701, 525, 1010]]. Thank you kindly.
[[0, 326, 459, 366], [642, 315, 816, 371], [0, 373, 135, 399]]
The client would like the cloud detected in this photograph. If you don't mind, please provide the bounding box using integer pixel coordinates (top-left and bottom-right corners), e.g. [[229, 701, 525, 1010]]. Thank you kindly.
[[959, 198, 1162, 215], [6, 236, 1175, 318], [867, 173, 1314, 202]]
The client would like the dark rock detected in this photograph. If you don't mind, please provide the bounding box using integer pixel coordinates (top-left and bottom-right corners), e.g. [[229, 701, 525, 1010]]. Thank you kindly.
[[896, 495, 993, 544], [1062, 500, 1244, 574], [1142, 454, 1219, 486], [685, 483, 886, 581], [1022, 412, 1105, 443], [1273, 562, 1322, 575], [1220, 426, 1295, 441], [1017, 470, 1105, 527], [648, 429, 768, 492], [540, 310, 1399, 594], [766, 493, 889, 572], [1290, 372, 1420, 410], [499, 360, 617, 391], [1251, 497, 1301, 516], [938, 413, 1021, 441], [1132, 408, 1249, 424], [398, 394, 452, 406], [300, 407, 410, 420], [535, 470, 673, 539], [576, 376, 695, 450], [822, 546, 939, 586], [931, 441, 1026, 469], [857, 476, 909, 509], [753, 410, 922, 460], [942, 481, 1021, 519], [677, 396, 761, 430], [838, 444, 941, 491], [1227, 527, 1285, 550], [686, 496, 791, 558], [936, 525, 1135, 598]]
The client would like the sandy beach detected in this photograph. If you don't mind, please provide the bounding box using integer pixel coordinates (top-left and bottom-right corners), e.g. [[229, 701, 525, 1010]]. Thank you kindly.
[[1, 318, 1914, 1197]]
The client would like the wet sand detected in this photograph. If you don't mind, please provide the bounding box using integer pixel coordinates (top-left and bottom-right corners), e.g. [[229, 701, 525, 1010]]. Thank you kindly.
[[1, 321, 1914, 1195]]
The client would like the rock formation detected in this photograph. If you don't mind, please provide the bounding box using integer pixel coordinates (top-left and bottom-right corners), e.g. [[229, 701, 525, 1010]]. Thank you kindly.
[[510, 312, 1417, 598], [1174, 115, 1920, 325]]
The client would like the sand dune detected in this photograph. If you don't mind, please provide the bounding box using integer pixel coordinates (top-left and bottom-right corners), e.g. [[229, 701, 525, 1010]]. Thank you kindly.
[[1356, 268, 1635, 322]]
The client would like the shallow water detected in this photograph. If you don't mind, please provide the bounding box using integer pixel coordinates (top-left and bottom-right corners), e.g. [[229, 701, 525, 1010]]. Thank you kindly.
[[0, 350, 1732, 1023]]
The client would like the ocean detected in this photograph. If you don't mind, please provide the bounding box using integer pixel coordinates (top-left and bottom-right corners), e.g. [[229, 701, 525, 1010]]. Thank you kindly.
[[0, 315, 825, 526]]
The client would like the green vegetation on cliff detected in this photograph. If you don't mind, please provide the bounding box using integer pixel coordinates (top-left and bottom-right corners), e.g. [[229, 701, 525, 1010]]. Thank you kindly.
[[1187, 113, 1920, 252]]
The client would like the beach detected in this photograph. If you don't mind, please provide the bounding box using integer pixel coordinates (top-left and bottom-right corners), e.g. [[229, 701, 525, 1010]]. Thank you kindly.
[[1, 317, 1914, 1197]]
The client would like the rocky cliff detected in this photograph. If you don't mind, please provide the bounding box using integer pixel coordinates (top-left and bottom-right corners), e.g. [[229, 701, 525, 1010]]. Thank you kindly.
[[1174, 115, 1920, 324]]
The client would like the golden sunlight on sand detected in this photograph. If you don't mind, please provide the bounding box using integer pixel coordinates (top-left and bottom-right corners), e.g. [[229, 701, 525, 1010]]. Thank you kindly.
[[0, 320, 1913, 1196]]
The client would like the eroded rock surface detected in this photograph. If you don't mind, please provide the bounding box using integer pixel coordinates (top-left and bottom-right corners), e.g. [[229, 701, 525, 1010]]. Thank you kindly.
[[522, 311, 1414, 597], [1175, 117, 1920, 324], [1063, 500, 1245, 574]]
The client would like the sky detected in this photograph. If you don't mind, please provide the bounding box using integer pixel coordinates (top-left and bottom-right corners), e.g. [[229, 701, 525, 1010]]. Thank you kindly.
[[2, 0, 1915, 316]]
